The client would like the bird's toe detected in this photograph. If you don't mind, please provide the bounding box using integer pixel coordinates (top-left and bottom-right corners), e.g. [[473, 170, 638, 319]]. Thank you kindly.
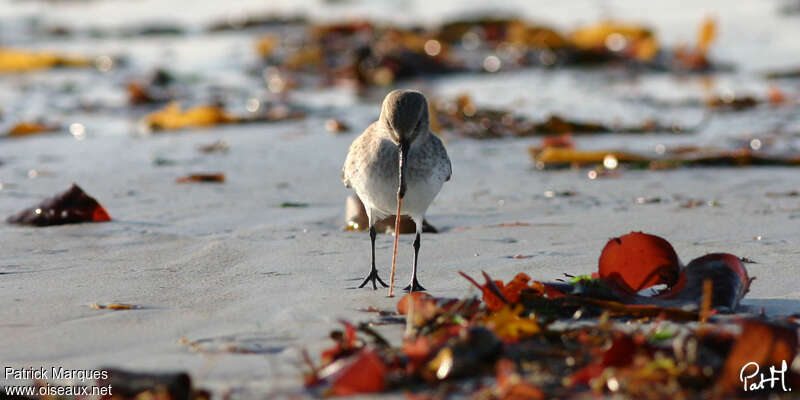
[[403, 280, 426, 292], [359, 269, 389, 290]]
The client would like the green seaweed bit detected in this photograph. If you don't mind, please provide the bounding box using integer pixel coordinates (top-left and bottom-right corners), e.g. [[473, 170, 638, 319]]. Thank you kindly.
[[568, 275, 608, 289], [650, 326, 675, 341], [568, 274, 594, 284], [280, 202, 309, 208]]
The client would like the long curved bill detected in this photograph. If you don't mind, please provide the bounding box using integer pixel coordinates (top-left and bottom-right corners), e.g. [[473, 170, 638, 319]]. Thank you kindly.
[[388, 140, 409, 297]]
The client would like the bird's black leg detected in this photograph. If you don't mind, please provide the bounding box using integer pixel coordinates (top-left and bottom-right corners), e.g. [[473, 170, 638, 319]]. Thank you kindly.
[[404, 231, 426, 292], [359, 226, 388, 289]]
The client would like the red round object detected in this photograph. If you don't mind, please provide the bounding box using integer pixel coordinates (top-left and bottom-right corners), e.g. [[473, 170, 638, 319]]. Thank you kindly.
[[598, 232, 682, 294], [397, 292, 433, 315]]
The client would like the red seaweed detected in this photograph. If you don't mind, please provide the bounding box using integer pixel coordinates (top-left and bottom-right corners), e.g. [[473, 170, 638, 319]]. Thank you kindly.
[[6, 184, 111, 226]]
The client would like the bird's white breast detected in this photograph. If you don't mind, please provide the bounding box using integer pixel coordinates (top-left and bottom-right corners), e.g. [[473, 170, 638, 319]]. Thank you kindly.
[[351, 135, 448, 222]]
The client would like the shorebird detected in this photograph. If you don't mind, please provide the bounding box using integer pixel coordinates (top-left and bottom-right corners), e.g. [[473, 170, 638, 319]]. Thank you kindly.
[[342, 90, 451, 293]]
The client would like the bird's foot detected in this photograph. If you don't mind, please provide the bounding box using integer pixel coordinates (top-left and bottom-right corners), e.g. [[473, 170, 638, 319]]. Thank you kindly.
[[359, 268, 389, 290], [403, 278, 426, 292]]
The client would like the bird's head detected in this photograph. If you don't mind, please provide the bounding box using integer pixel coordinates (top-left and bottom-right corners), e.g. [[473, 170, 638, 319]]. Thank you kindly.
[[379, 89, 429, 148], [379, 90, 429, 199]]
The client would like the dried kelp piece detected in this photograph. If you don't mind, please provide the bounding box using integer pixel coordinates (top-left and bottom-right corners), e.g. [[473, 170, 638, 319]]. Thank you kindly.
[[5, 122, 61, 138], [598, 232, 682, 295], [660, 253, 753, 311], [482, 305, 540, 342], [435, 18, 565, 47], [433, 96, 694, 140], [280, 202, 309, 208], [425, 327, 503, 381], [397, 292, 479, 324], [630, 86, 792, 111], [569, 22, 659, 62], [141, 101, 305, 133], [0, 47, 91, 73], [493, 359, 546, 400], [509, 275, 700, 320], [675, 149, 800, 167], [529, 145, 800, 169], [254, 35, 279, 60], [671, 16, 718, 71], [90, 303, 137, 310], [196, 139, 229, 153], [571, 296, 700, 320], [7, 184, 111, 226], [320, 321, 362, 364], [175, 173, 225, 183], [127, 82, 158, 105], [529, 147, 649, 169], [345, 194, 437, 234], [459, 271, 513, 312], [98, 369, 210, 400], [705, 95, 759, 111], [127, 69, 176, 105], [143, 102, 236, 132], [327, 349, 387, 396], [306, 321, 389, 396], [206, 14, 307, 32], [569, 332, 640, 385]]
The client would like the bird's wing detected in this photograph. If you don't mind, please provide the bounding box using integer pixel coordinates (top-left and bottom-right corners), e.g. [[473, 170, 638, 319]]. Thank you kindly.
[[342, 123, 377, 188], [430, 133, 452, 182]]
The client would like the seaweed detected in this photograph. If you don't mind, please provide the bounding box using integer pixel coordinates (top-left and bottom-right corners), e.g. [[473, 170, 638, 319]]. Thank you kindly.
[[302, 232, 791, 398], [529, 145, 800, 169], [6, 184, 111, 226], [140, 101, 305, 133], [433, 94, 697, 139], [175, 173, 225, 183]]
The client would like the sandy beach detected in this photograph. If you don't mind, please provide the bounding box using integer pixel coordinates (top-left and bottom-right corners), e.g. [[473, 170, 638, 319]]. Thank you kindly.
[[3, 128, 800, 396], [1, 0, 800, 398]]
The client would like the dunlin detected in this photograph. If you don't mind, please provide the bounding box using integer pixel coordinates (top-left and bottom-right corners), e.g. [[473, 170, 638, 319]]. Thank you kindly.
[[343, 90, 451, 293]]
